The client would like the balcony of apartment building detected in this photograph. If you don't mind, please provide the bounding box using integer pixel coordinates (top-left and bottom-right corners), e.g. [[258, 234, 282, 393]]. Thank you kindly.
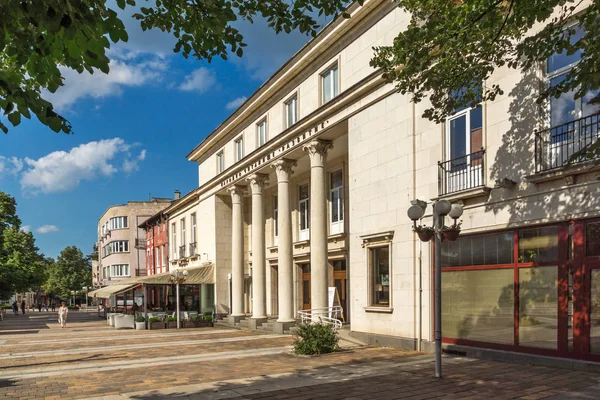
[[134, 238, 146, 249], [179, 244, 186, 260]]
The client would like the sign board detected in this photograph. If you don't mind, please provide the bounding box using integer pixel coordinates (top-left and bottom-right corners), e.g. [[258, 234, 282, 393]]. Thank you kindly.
[[135, 297, 143, 307], [328, 287, 343, 320]]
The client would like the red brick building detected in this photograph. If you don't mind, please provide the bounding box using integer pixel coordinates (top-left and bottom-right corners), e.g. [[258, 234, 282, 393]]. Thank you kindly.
[[139, 210, 170, 276]]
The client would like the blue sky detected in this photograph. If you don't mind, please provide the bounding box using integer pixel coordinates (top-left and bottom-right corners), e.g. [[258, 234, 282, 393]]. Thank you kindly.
[[0, 4, 320, 258]]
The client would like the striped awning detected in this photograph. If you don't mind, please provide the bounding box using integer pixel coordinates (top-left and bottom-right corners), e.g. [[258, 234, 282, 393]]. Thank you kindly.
[[138, 263, 214, 285], [89, 283, 138, 299]]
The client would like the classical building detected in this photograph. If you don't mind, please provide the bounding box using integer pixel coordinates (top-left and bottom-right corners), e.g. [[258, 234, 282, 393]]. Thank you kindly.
[[167, 0, 600, 362], [96, 199, 172, 287]]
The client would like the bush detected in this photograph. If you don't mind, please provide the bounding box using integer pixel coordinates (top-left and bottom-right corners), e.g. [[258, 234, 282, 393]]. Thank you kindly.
[[293, 323, 339, 355], [203, 315, 213, 322], [0, 304, 12, 310], [135, 315, 146, 323], [148, 317, 160, 323], [165, 316, 177, 322]]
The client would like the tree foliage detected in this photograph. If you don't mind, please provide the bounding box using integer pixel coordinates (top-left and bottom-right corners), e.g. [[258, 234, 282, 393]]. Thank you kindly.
[[370, 0, 600, 123], [44, 245, 92, 299], [0, 0, 360, 135]]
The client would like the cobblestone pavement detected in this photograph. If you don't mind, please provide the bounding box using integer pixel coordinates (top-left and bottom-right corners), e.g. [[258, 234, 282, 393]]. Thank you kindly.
[[2, 311, 600, 399]]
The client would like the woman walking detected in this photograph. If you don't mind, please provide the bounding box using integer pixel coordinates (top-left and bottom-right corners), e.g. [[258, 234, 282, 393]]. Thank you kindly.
[[58, 302, 68, 328]]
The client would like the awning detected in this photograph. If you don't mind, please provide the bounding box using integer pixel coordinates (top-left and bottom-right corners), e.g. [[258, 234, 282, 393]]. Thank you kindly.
[[139, 263, 215, 285], [89, 283, 138, 299]]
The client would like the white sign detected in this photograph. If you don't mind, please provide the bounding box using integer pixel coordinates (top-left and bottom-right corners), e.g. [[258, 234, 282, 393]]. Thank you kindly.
[[328, 287, 336, 309], [135, 297, 143, 307]]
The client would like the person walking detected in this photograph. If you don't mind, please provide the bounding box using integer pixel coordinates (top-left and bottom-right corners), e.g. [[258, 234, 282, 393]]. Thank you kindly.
[[37, 303, 42, 313], [21, 300, 26, 315], [12, 301, 17, 315], [51, 302, 55, 312], [58, 302, 68, 328]]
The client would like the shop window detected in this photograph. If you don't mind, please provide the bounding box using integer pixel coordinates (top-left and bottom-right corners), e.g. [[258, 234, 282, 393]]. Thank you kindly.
[[442, 268, 514, 345], [369, 245, 390, 307], [518, 226, 558, 263], [519, 266, 558, 349], [590, 270, 600, 353], [442, 232, 513, 267], [586, 221, 600, 257]]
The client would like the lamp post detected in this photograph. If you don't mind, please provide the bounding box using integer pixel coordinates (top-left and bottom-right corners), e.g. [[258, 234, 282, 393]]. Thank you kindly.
[[82, 287, 89, 311], [407, 199, 463, 378], [170, 269, 189, 329]]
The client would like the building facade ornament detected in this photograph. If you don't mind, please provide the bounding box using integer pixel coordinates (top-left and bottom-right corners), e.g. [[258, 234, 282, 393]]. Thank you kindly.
[[246, 174, 269, 195], [271, 159, 297, 182], [303, 139, 333, 168], [228, 185, 247, 203]]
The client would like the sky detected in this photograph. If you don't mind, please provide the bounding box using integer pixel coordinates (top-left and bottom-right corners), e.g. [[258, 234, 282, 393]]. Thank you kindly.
[[0, 3, 324, 259]]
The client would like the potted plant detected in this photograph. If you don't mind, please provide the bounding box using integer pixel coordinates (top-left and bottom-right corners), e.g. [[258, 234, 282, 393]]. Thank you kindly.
[[135, 315, 146, 330], [442, 222, 462, 241], [413, 225, 435, 242], [148, 317, 164, 330], [166, 316, 178, 329]]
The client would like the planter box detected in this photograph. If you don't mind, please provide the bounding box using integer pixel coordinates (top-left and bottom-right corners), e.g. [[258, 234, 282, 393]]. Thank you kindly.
[[182, 321, 196, 328], [196, 321, 214, 328], [166, 321, 178, 329], [149, 322, 165, 330], [135, 321, 146, 330]]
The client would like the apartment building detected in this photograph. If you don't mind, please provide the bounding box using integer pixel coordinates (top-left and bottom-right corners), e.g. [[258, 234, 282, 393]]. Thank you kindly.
[[166, 0, 600, 362]]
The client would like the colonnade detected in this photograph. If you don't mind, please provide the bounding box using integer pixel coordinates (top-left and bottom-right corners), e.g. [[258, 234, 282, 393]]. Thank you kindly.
[[228, 139, 333, 323]]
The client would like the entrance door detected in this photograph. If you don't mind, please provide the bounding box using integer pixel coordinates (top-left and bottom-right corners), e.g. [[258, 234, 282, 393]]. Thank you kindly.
[[333, 260, 347, 322], [301, 264, 311, 310]]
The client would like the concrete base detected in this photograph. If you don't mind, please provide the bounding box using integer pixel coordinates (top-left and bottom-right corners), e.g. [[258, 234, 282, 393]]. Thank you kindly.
[[248, 317, 268, 330], [273, 321, 296, 334], [349, 330, 430, 352], [227, 315, 246, 325]]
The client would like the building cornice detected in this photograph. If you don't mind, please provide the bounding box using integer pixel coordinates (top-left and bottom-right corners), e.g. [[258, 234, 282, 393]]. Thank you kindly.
[[186, 0, 390, 162]]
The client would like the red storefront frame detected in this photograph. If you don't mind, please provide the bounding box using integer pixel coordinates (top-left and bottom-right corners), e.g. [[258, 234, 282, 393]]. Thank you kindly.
[[439, 218, 600, 362]]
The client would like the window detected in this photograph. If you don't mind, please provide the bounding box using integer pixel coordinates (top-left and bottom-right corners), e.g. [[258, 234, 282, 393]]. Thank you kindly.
[[102, 240, 129, 257], [180, 218, 186, 257], [285, 96, 298, 128], [257, 120, 267, 147], [518, 226, 558, 263], [273, 195, 278, 246], [111, 264, 130, 277], [442, 232, 513, 267], [330, 170, 344, 235], [110, 216, 128, 230], [155, 247, 161, 271], [191, 213, 197, 244], [234, 136, 244, 162], [299, 184, 310, 241], [369, 246, 390, 306], [172, 223, 177, 259], [216, 151, 225, 173], [321, 64, 339, 104]]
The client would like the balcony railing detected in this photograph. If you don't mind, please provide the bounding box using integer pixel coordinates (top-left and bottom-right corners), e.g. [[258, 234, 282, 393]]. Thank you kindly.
[[134, 238, 145, 248], [438, 148, 486, 196], [189, 242, 197, 257], [535, 114, 600, 173], [179, 245, 186, 259]]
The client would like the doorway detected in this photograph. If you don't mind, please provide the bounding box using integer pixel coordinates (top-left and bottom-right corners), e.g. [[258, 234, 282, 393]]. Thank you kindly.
[[333, 259, 348, 322], [301, 263, 311, 310]]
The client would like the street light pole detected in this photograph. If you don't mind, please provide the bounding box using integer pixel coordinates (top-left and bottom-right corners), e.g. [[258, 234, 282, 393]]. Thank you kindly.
[[176, 282, 181, 329]]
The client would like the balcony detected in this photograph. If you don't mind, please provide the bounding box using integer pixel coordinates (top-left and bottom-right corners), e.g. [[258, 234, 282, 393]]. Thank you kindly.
[[535, 114, 600, 173], [189, 242, 197, 257], [438, 148, 487, 197], [134, 238, 145, 249], [179, 245, 186, 259]]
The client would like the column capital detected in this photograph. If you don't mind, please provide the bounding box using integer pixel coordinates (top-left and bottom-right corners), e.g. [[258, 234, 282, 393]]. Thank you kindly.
[[228, 185, 247, 203], [246, 173, 269, 195], [271, 158, 297, 182], [303, 139, 333, 167]]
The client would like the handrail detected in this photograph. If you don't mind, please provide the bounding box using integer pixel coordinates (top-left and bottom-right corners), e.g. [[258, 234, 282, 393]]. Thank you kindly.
[[438, 148, 485, 196], [297, 306, 343, 329]]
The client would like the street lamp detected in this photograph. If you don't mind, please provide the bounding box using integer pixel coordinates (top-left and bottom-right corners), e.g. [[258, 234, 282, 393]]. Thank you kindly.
[[407, 199, 463, 378], [170, 269, 189, 329]]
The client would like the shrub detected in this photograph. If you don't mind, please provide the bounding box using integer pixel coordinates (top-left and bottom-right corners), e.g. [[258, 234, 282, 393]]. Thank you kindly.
[[203, 314, 213, 322], [293, 322, 339, 355], [148, 317, 160, 323], [135, 315, 146, 323], [165, 316, 177, 322], [0, 304, 12, 310]]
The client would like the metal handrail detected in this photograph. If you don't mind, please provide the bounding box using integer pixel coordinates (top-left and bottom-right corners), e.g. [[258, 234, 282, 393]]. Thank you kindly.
[[535, 114, 600, 172], [189, 242, 197, 256], [179, 245, 186, 259], [438, 148, 485, 196], [297, 306, 343, 329]]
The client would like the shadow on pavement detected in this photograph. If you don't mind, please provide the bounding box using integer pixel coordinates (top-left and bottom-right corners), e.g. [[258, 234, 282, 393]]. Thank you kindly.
[[0, 354, 123, 370]]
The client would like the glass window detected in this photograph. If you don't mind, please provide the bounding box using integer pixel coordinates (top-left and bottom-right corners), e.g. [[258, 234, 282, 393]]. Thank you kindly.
[[370, 246, 390, 306], [299, 184, 309, 240], [285, 96, 298, 128], [172, 223, 177, 259], [590, 270, 600, 353], [273, 195, 278, 244], [442, 232, 513, 267], [442, 269, 514, 344], [191, 213, 197, 243], [217, 151, 224, 173], [330, 170, 344, 235], [518, 227, 558, 263], [586, 221, 600, 257], [257, 120, 267, 147], [519, 266, 558, 349], [547, 25, 584, 74], [234, 137, 244, 162], [321, 64, 339, 104]]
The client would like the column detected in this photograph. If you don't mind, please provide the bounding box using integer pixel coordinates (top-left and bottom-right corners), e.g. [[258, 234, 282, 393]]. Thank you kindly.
[[229, 185, 247, 318], [247, 173, 269, 320], [303, 139, 333, 314], [272, 159, 297, 322]]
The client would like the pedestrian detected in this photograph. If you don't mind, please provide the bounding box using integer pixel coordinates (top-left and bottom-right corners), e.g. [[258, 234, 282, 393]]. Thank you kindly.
[[45, 303, 49, 312], [21, 300, 25, 315], [12, 301, 17, 315], [58, 302, 68, 328], [51, 302, 55, 312]]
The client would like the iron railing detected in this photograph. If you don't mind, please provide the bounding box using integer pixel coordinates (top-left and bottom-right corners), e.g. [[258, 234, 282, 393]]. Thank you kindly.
[[179, 245, 186, 259], [535, 114, 600, 172], [297, 306, 343, 329], [134, 238, 145, 248], [189, 242, 197, 257], [438, 148, 485, 196]]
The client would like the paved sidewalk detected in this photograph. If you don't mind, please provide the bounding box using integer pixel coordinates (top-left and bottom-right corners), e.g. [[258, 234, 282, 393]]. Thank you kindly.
[[2, 311, 600, 399]]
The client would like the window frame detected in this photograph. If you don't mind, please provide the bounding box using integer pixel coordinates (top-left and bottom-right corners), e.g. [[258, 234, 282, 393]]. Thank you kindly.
[[190, 213, 197, 244], [320, 62, 339, 104], [111, 264, 130, 277], [366, 241, 393, 310], [234, 136, 244, 162], [171, 222, 177, 259], [329, 169, 344, 235], [284, 94, 298, 128], [273, 195, 278, 246], [180, 217, 186, 256], [216, 151, 225, 174], [256, 118, 267, 147], [298, 183, 310, 241]]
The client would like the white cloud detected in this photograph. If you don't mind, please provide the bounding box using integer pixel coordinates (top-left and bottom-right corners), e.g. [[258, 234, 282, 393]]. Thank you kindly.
[[226, 96, 248, 110], [18, 138, 144, 195], [122, 149, 147, 174], [0, 156, 24, 177], [138, 149, 147, 161], [36, 225, 59, 234], [179, 68, 217, 92], [21, 225, 31, 233]]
